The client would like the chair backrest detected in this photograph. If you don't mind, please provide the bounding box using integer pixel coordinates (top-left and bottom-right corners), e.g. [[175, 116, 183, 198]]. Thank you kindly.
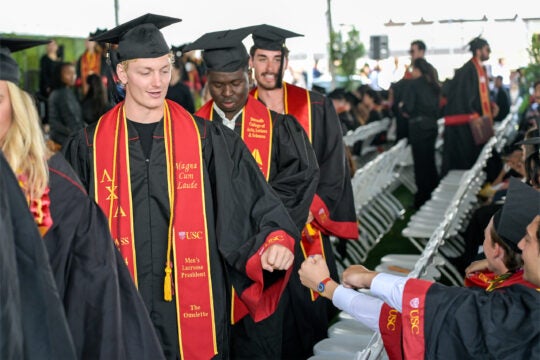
[[343, 118, 391, 147], [351, 138, 408, 210]]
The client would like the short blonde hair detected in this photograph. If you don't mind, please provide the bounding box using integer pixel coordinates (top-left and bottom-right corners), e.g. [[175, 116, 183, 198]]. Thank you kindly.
[[118, 52, 175, 71], [2, 82, 49, 199]]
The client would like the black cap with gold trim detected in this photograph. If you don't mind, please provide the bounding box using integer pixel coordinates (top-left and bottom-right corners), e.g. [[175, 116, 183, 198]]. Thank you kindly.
[[0, 37, 50, 84], [183, 26, 254, 72], [90, 13, 181, 62]]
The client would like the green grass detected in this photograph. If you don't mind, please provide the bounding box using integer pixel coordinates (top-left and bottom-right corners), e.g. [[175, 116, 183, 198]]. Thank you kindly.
[[362, 185, 420, 270]]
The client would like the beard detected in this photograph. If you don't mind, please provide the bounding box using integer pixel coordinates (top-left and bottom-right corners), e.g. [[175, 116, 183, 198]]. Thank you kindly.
[[256, 72, 280, 90]]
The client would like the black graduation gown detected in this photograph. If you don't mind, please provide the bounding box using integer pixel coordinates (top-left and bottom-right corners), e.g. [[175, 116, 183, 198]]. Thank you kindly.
[[166, 82, 195, 113], [380, 280, 540, 360], [442, 59, 485, 175], [254, 86, 358, 359], [0, 152, 77, 360], [423, 284, 540, 359], [207, 107, 319, 231], [62, 114, 300, 360], [44, 153, 164, 360], [202, 103, 319, 359]]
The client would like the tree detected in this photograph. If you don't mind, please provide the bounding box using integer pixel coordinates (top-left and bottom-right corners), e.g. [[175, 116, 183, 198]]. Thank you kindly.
[[330, 26, 365, 90], [523, 33, 540, 85]]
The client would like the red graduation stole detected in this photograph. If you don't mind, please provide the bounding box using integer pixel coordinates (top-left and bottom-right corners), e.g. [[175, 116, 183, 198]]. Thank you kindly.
[[93, 100, 217, 360], [254, 83, 326, 300], [445, 58, 493, 126], [17, 174, 53, 236], [465, 269, 537, 291], [196, 96, 273, 180], [401, 279, 432, 360], [379, 303, 403, 360], [472, 58, 493, 120], [197, 96, 275, 323]]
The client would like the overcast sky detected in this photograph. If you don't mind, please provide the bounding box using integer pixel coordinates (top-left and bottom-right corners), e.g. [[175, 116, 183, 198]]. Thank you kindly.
[[2, 0, 538, 52], [2, 0, 539, 79]]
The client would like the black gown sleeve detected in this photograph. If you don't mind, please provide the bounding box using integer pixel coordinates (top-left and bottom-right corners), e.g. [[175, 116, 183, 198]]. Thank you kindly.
[[269, 113, 319, 231], [204, 121, 299, 320], [0, 152, 77, 360], [423, 283, 540, 359], [45, 154, 164, 360], [62, 126, 95, 192], [310, 95, 358, 239]]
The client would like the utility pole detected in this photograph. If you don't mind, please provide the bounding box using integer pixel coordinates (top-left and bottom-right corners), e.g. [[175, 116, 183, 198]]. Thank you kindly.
[[114, 0, 120, 26], [326, 0, 337, 90]]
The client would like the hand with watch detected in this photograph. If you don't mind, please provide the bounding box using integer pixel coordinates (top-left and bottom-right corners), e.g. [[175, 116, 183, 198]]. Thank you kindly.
[[298, 254, 338, 299]]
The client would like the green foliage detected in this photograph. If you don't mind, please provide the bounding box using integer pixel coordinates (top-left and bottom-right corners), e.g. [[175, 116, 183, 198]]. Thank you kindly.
[[523, 33, 540, 86], [329, 26, 365, 90], [1, 33, 86, 93]]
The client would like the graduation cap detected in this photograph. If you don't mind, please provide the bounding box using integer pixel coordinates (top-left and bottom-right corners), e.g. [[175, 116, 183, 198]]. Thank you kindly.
[[90, 13, 181, 62], [496, 177, 540, 252], [251, 24, 303, 51], [0, 37, 50, 84], [249, 24, 303, 89], [183, 27, 255, 72], [89, 28, 108, 38]]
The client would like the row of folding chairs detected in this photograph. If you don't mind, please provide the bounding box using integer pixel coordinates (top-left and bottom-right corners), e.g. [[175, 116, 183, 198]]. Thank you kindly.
[[342, 118, 391, 156], [311, 109, 520, 360], [341, 108, 521, 360], [401, 109, 519, 264], [332, 139, 409, 273], [310, 139, 499, 360]]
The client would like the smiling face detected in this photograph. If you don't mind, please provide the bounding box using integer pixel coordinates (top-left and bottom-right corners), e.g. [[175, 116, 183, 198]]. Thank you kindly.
[[250, 48, 287, 90], [117, 54, 172, 119], [518, 215, 540, 285], [207, 68, 249, 120]]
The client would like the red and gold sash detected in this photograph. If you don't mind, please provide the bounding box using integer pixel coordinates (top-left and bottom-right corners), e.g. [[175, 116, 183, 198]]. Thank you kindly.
[[472, 58, 492, 120], [254, 83, 325, 301], [198, 96, 278, 322], [402, 279, 432, 360], [17, 174, 53, 236], [196, 96, 273, 179], [379, 303, 403, 360], [465, 269, 537, 291], [444, 58, 492, 126], [93, 100, 217, 359]]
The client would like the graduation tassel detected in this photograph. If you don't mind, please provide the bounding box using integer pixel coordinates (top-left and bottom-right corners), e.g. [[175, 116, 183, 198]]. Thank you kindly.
[[164, 263, 173, 301]]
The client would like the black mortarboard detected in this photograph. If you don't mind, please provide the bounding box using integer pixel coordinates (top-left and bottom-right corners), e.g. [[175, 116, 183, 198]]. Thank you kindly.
[[250, 24, 303, 89], [251, 24, 303, 51], [497, 177, 540, 252], [0, 37, 50, 84], [183, 27, 255, 72], [90, 13, 181, 62], [89, 28, 108, 38]]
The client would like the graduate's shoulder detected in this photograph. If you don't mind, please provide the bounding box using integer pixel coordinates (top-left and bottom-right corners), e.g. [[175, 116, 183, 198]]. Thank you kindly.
[[47, 153, 88, 197], [65, 122, 98, 149]]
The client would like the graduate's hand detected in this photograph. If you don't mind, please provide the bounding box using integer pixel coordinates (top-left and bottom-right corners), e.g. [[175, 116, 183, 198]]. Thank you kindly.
[[306, 211, 314, 224], [261, 244, 294, 272], [341, 265, 378, 289], [465, 259, 489, 277], [298, 254, 330, 291]]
